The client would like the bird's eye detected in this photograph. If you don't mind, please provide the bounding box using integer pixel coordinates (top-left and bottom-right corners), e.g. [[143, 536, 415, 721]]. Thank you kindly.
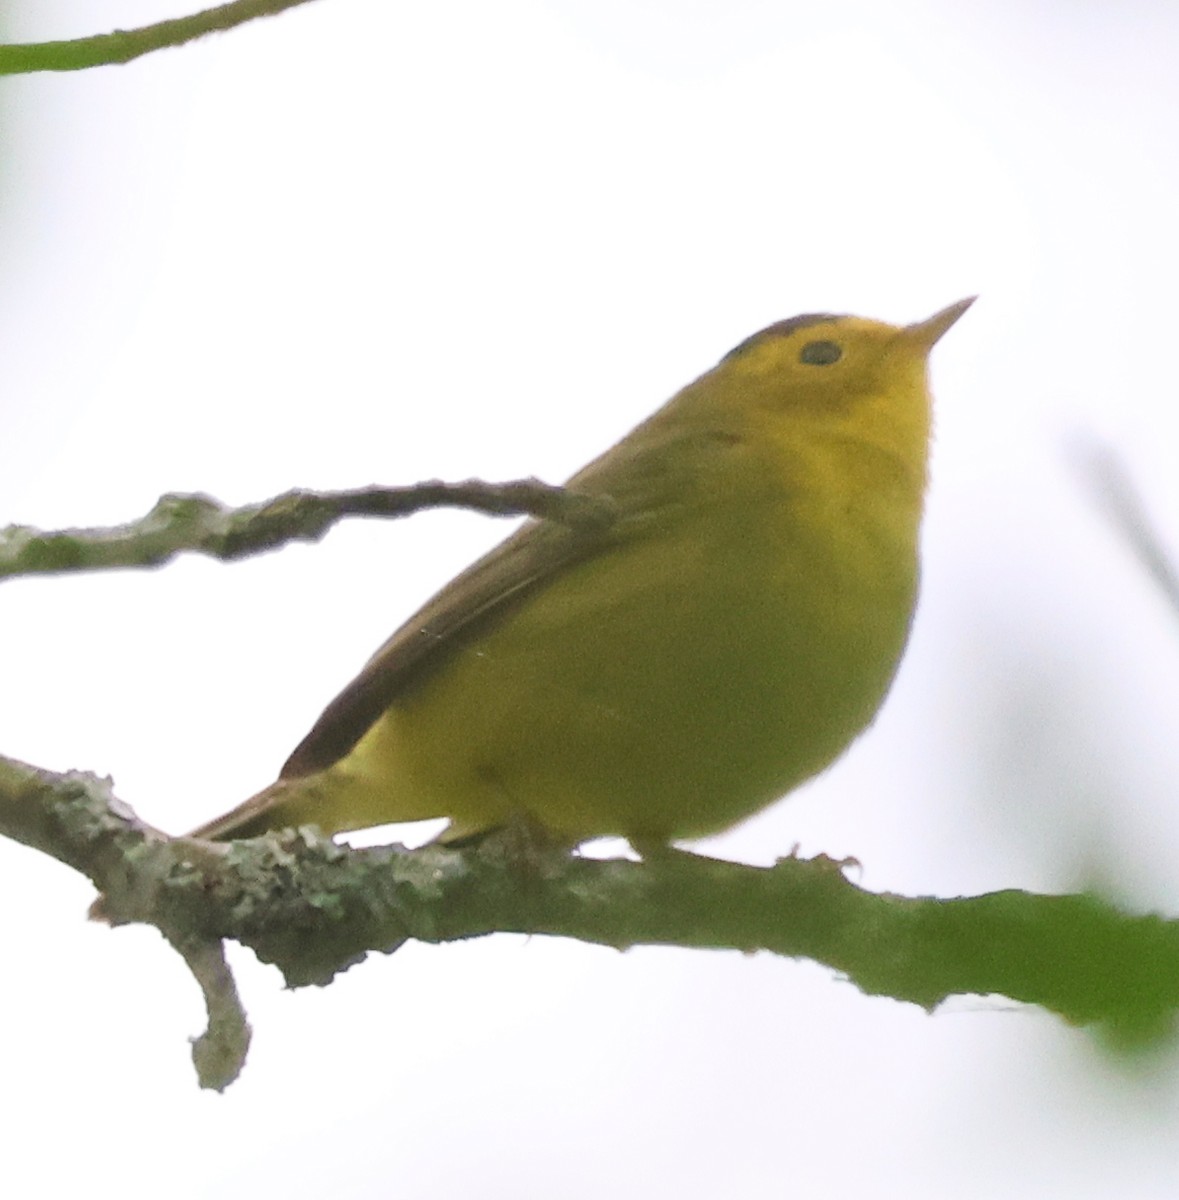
[[799, 340, 842, 366]]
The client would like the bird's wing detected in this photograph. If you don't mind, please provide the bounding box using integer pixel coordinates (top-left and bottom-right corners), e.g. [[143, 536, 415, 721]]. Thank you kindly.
[[276, 403, 733, 780], [278, 512, 607, 778]]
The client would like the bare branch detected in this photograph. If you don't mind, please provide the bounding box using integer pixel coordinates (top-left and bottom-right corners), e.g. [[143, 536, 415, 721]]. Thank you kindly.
[[0, 480, 613, 582], [0, 0, 321, 75]]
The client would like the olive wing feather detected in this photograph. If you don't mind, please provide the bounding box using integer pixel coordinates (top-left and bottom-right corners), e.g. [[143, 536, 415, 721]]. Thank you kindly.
[[277, 411, 719, 781], [278, 516, 601, 779]]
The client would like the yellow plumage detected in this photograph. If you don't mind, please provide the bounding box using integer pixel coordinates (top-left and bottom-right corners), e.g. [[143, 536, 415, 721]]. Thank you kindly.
[[191, 301, 972, 846]]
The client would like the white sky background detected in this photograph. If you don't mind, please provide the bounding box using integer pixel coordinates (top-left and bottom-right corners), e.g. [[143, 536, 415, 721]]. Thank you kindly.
[[2, 0, 1179, 1196]]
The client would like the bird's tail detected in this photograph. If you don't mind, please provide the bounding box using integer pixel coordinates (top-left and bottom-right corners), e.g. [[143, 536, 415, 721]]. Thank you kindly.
[[187, 776, 322, 842]]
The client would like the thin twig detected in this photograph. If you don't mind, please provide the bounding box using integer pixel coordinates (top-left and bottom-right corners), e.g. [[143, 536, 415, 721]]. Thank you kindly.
[[0, 480, 613, 582], [1072, 440, 1179, 620]]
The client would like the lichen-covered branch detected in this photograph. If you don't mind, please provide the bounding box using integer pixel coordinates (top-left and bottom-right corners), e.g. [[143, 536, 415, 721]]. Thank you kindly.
[[1, 753, 1176, 1090], [162, 930, 251, 1092], [0, 480, 612, 581], [0, 0, 321, 75]]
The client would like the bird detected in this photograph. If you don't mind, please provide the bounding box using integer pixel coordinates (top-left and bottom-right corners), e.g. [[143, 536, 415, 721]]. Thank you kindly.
[[189, 299, 974, 851]]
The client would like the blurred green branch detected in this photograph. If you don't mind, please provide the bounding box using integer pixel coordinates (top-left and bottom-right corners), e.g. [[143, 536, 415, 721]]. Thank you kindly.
[[0, 0, 321, 74], [1, 754, 1176, 1091]]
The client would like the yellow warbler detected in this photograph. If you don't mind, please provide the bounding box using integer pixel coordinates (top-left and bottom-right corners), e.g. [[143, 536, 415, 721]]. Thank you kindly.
[[192, 300, 973, 847]]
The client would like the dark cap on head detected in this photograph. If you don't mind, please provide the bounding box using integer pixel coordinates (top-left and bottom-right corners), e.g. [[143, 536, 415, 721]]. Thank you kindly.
[[722, 313, 841, 361]]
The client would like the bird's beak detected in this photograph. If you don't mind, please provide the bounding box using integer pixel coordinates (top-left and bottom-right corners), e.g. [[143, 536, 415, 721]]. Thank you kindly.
[[904, 297, 977, 350]]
